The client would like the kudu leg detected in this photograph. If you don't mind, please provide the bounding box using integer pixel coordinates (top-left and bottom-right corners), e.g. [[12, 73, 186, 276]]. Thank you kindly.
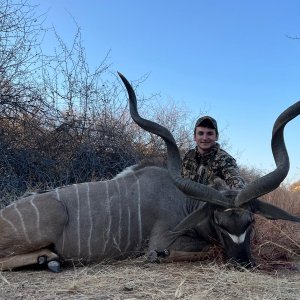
[[147, 221, 209, 262], [0, 248, 59, 271], [164, 250, 212, 262], [147, 238, 209, 263]]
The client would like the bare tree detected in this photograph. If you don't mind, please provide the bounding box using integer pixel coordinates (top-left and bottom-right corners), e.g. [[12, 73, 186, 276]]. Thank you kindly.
[[0, 0, 48, 118], [38, 24, 139, 181]]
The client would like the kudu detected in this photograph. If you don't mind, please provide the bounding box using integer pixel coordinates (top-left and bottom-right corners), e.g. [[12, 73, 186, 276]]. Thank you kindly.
[[0, 73, 299, 272]]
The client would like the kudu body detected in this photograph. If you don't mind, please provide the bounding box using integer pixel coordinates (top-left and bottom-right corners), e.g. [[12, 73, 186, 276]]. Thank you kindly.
[[0, 73, 299, 272]]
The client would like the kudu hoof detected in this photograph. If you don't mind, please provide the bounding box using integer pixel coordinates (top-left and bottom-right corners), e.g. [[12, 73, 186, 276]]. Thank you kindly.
[[47, 260, 62, 273], [146, 250, 159, 263], [37, 253, 62, 272], [147, 249, 170, 263]]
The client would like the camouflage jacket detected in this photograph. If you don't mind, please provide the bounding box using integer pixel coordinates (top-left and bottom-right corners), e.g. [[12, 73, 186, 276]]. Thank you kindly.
[[181, 143, 245, 189]]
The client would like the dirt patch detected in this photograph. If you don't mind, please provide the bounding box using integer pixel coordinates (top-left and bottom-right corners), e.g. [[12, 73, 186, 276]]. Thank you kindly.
[[0, 258, 299, 300]]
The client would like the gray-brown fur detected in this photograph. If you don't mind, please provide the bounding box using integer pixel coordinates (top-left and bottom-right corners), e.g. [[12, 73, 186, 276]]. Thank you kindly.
[[0, 193, 66, 257], [0, 165, 199, 264]]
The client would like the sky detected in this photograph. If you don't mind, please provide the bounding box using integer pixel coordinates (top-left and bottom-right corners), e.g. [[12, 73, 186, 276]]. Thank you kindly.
[[30, 0, 300, 184]]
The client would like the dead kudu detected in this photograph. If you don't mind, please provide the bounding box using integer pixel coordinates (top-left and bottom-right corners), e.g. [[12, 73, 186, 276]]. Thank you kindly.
[[0, 73, 299, 272]]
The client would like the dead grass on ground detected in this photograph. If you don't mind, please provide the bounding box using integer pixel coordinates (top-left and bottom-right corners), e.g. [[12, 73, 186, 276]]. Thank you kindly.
[[252, 216, 300, 269], [0, 259, 299, 300], [250, 189, 300, 270]]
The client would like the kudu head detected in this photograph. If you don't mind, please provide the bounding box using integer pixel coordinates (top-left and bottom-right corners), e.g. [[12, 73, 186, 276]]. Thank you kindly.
[[201, 180, 255, 267], [118, 72, 300, 267]]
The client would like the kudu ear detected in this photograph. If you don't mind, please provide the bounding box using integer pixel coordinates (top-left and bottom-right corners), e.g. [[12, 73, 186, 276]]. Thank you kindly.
[[250, 199, 300, 222]]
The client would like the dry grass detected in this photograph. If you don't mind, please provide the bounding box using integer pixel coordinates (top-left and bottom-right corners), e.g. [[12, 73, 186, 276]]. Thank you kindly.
[[263, 188, 300, 215], [252, 217, 300, 268], [0, 259, 299, 300], [251, 189, 300, 270]]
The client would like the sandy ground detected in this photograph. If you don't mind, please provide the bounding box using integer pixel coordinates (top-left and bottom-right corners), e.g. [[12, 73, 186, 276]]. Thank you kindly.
[[0, 258, 299, 300]]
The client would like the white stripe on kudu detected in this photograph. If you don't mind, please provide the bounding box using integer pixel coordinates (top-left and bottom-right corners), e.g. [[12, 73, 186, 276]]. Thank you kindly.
[[15, 203, 32, 245], [86, 182, 93, 260], [114, 179, 122, 247], [56, 188, 65, 254], [30, 196, 41, 240], [121, 176, 131, 252], [132, 172, 142, 246], [75, 185, 81, 257], [103, 181, 112, 253], [126, 205, 131, 251], [0, 210, 18, 233]]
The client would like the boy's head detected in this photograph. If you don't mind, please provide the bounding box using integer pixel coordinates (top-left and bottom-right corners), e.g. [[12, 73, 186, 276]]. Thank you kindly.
[[194, 116, 218, 137]]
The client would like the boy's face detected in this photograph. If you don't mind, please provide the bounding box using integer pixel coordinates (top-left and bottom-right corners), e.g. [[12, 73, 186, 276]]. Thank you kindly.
[[194, 126, 218, 154]]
